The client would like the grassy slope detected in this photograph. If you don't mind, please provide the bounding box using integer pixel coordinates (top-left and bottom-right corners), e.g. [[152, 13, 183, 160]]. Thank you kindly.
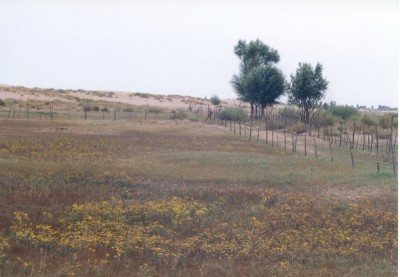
[[0, 117, 397, 276], [0, 87, 397, 276]]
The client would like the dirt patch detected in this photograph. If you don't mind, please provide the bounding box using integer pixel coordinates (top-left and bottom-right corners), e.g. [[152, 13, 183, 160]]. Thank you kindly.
[[322, 186, 393, 201]]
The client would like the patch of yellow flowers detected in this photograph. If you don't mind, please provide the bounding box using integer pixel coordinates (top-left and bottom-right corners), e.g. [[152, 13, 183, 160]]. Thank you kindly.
[[9, 189, 397, 268], [0, 235, 10, 259]]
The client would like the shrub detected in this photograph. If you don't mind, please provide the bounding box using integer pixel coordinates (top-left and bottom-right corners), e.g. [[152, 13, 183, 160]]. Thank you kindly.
[[361, 114, 377, 127], [171, 109, 187, 120], [101, 107, 110, 112], [134, 93, 150, 98], [218, 107, 247, 121], [122, 106, 134, 113], [210, 94, 221, 106], [0, 99, 5, 106], [148, 107, 162, 114], [290, 123, 307, 134], [83, 105, 91, 112], [93, 106, 100, 112], [329, 105, 358, 121], [378, 113, 397, 129], [314, 110, 335, 128]]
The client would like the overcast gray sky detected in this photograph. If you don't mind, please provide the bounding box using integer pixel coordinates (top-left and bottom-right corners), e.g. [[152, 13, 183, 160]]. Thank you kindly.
[[0, 0, 398, 107]]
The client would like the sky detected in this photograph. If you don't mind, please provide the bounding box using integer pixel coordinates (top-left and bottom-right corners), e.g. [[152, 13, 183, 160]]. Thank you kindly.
[[0, 0, 398, 107]]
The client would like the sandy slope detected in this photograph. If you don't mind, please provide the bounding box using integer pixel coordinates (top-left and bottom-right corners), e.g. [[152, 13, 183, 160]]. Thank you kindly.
[[0, 87, 238, 110]]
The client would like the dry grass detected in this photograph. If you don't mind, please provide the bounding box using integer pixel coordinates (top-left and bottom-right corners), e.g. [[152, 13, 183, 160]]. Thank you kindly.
[[0, 117, 397, 276]]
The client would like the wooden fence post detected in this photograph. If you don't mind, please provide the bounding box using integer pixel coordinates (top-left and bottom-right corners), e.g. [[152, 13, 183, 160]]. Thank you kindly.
[[27, 95, 30, 120], [19, 95, 22, 119], [362, 129, 365, 151], [350, 148, 355, 168], [270, 112, 274, 147], [276, 131, 279, 148], [7, 106, 12, 119], [390, 115, 396, 175], [304, 131, 307, 157], [375, 125, 379, 154], [249, 118, 252, 141], [284, 130, 287, 150], [292, 132, 294, 152], [313, 138, 318, 159]]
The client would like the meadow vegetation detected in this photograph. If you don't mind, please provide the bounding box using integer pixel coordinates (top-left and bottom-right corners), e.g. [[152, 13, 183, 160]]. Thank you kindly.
[[0, 84, 398, 276], [0, 113, 397, 276]]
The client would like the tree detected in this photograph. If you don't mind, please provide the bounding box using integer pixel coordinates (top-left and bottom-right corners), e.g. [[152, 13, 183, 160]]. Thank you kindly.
[[243, 65, 285, 114], [233, 39, 280, 75], [231, 39, 283, 118], [287, 63, 328, 124]]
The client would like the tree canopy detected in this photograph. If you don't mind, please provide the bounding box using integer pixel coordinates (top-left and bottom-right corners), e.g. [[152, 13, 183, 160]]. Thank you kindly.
[[231, 39, 285, 118], [243, 65, 285, 109], [287, 63, 328, 124]]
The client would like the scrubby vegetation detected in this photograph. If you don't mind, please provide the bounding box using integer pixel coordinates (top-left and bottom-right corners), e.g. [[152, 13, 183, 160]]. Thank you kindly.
[[218, 107, 247, 121]]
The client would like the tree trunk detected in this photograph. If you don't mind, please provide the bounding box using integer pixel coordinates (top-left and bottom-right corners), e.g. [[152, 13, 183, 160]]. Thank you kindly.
[[304, 107, 310, 124]]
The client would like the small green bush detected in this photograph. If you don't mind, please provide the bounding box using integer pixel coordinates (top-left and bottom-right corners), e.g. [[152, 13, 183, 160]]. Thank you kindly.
[[171, 109, 187, 120], [329, 105, 358, 121], [290, 123, 307, 134], [361, 114, 377, 127], [218, 107, 247, 121], [378, 114, 396, 129], [210, 94, 221, 106], [314, 111, 335, 128], [0, 99, 5, 106]]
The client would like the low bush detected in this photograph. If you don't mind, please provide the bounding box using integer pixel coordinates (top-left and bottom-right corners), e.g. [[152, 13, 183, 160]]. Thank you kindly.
[[210, 94, 221, 106], [218, 107, 247, 121], [361, 114, 377, 127], [290, 122, 307, 134], [122, 106, 134, 113], [329, 105, 358, 121], [171, 109, 187, 120]]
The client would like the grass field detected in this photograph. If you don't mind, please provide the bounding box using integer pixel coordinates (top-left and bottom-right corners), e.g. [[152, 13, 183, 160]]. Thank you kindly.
[[0, 116, 397, 276]]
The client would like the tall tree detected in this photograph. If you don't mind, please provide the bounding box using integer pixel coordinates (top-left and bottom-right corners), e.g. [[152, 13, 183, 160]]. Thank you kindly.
[[287, 63, 328, 124], [243, 65, 285, 115], [231, 39, 282, 118]]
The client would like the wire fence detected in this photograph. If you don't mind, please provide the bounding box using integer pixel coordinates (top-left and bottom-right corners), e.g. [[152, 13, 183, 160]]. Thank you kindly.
[[0, 106, 397, 175]]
